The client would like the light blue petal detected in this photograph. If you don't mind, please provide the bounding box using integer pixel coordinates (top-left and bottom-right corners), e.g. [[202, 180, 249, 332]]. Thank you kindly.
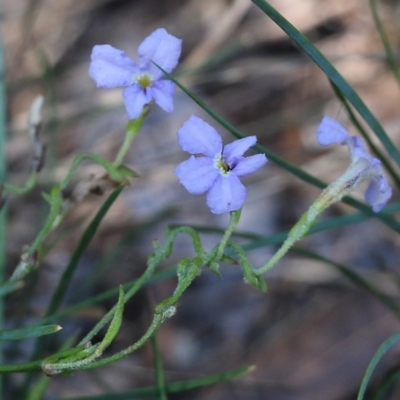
[[364, 171, 392, 212], [345, 136, 373, 163], [223, 136, 256, 165], [89, 45, 138, 88], [233, 154, 267, 176], [177, 116, 222, 157], [123, 85, 152, 119], [138, 28, 182, 80], [317, 116, 349, 146], [206, 174, 246, 214], [175, 156, 218, 194], [151, 80, 175, 112]]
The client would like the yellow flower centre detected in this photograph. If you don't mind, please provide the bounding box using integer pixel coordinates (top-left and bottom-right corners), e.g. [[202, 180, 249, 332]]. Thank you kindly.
[[135, 73, 153, 89], [214, 154, 230, 175]]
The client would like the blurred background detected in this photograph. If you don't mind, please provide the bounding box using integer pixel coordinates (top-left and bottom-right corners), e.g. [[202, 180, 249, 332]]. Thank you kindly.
[[3, 0, 400, 398]]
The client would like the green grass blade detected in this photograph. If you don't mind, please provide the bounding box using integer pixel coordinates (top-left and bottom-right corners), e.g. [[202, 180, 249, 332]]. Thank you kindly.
[[46, 185, 125, 316], [368, 0, 400, 89], [357, 333, 400, 400], [0, 325, 61, 341], [21, 186, 124, 395], [40, 267, 177, 326], [372, 366, 400, 400], [251, 0, 400, 166], [292, 248, 400, 320], [151, 333, 167, 400], [60, 365, 253, 400]]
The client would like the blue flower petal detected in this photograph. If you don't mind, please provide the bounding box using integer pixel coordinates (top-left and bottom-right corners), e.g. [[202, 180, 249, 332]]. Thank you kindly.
[[206, 174, 246, 214], [317, 116, 349, 145], [177, 116, 223, 157], [151, 80, 175, 112], [223, 136, 256, 165], [233, 154, 267, 176], [123, 85, 152, 119], [175, 156, 218, 194], [364, 168, 392, 212], [138, 28, 182, 80], [89, 45, 138, 88], [345, 135, 373, 163]]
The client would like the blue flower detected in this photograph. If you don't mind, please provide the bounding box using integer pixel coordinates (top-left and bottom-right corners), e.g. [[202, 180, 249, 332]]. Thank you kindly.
[[174, 116, 267, 214], [89, 28, 182, 119], [317, 116, 392, 212]]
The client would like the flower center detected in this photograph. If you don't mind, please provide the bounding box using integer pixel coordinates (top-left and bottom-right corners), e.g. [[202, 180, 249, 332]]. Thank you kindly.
[[135, 73, 153, 89], [214, 154, 231, 176]]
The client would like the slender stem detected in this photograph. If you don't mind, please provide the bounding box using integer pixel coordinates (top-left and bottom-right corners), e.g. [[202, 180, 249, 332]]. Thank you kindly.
[[216, 209, 241, 261], [113, 109, 148, 167], [78, 255, 158, 345], [0, 360, 42, 374], [59, 152, 124, 191], [3, 172, 38, 195], [152, 332, 168, 400]]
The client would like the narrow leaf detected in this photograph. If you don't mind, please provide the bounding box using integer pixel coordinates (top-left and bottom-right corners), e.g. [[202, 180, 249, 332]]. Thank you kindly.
[[357, 333, 400, 400], [0, 325, 61, 341], [61, 365, 253, 399], [251, 0, 400, 166]]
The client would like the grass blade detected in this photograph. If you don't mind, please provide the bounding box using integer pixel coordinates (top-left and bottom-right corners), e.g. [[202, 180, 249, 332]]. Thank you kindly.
[[0, 325, 61, 341], [60, 365, 253, 400], [251, 0, 400, 166], [357, 333, 400, 400]]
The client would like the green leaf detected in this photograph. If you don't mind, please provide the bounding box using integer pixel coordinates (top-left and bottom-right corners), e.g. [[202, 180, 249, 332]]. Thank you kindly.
[[0, 325, 61, 341], [116, 165, 139, 178], [292, 248, 400, 320], [46, 185, 125, 316], [97, 285, 124, 353], [357, 333, 400, 400]]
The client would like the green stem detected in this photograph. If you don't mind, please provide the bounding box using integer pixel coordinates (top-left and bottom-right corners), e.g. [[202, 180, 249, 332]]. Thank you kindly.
[[0, 360, 42, 374], [77, 259, 201, 371], [215, 209, 241, 261], [331, 82, 400, 189], [152, 333, 168, 400], [113, 109, 148, 167], [254, 165, 360, 276], [3, 172, 38, 195], [59, 153, 124, 191]]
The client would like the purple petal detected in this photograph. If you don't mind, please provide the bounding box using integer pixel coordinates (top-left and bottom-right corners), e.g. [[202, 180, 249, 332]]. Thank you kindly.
[[151, 80, 175, 112], [223, 136, 257, 164], [138, 28, 182, 80], [206, 174, 246, 214], [233, 154, 267, 176], [345, 135, 371, 163], [123, 85, 152, 119], [89, 45, 138, 88], [175, 156, 218, 194], [364, 172, 392, 212], [317, 116, 349, 146], [177, 116, 223, 157]]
